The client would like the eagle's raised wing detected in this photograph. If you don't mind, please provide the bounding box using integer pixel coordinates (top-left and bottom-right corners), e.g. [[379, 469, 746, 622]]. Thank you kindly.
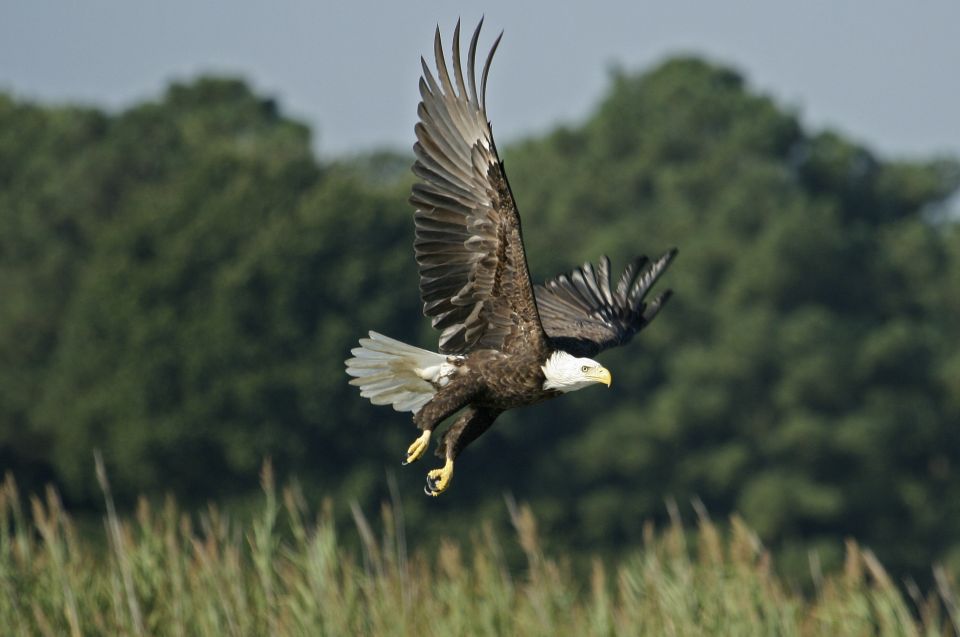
[[411, 21, 545, 355], [534, 249, 677, 357]]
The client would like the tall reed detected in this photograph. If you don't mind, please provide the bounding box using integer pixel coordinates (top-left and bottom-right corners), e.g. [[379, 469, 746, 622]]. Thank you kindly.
[[0, 466, 956, 636]]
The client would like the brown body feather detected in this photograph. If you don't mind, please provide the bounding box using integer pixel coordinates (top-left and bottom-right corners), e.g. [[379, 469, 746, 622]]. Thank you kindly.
[[412, 347, 559, 459]]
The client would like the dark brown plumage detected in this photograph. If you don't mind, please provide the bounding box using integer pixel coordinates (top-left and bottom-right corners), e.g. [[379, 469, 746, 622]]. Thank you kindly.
[[536, 250, 677, 357], [410, 22, 541, 357], [345, 20, 676, 496]]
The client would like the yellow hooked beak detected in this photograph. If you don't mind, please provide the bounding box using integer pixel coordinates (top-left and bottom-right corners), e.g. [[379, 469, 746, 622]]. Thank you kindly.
[[590, 366, 612, 388]]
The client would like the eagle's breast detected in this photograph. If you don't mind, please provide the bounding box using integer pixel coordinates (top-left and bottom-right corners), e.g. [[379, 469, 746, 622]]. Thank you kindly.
[[468, 348, 558, 410]]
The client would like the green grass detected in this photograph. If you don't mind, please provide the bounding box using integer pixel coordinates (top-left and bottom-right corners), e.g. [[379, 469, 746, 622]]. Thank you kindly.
[[2, 463, 959, 636]]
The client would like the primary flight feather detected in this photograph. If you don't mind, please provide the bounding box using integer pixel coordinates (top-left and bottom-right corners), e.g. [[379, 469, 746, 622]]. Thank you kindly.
[[346, 20, 676, 496]]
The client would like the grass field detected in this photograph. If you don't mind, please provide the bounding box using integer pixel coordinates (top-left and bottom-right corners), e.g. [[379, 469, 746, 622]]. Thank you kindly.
[[2, 462, 958, 636]]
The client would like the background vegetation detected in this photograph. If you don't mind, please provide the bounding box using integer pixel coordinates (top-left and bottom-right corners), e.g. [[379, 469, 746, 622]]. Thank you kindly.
[[4, 466, 960, 636], [2, 57, 959, 586]]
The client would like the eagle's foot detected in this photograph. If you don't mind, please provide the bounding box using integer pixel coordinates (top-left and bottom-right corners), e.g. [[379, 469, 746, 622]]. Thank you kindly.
[[424, 459, 454, 497], [402, 430, 431, 465]]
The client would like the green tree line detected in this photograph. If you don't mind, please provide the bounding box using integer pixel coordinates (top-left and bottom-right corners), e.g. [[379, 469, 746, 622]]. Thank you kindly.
[[1, 60, 959, 579]]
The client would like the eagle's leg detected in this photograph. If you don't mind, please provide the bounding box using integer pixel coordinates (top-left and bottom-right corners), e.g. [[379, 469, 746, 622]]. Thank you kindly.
[[406, 379, 475, 469], [425, 406, 501, 497], [402, 430, 431, 465]]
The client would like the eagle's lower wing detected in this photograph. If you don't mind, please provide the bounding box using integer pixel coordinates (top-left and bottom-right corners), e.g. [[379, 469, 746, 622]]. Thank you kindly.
[[411, 21, 545, 355], [535, 250, 677, 357]]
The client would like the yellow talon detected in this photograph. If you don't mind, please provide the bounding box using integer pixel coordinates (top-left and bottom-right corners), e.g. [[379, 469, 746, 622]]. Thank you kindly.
[[403, 430, 431, 465], [424, 459, 454, 496]]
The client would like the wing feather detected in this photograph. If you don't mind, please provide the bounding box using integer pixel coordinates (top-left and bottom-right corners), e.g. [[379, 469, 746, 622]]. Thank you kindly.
[[535, 249, 678, 357], [411, 21, 545, 354]]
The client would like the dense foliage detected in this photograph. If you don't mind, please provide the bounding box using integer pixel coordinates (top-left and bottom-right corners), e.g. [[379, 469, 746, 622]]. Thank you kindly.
[[1, 60, 959, 580]]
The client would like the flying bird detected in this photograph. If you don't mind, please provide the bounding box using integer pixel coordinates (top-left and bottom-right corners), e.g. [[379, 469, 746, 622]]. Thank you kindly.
[[346, 20, 676, 496]]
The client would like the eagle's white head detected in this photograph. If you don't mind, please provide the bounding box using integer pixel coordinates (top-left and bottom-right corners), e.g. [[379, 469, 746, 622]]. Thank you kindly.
[[541, 351, 612, 393]]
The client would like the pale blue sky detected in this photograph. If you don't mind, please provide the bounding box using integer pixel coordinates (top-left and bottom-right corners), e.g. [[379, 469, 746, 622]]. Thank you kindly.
[[1, 1, 957, 161]]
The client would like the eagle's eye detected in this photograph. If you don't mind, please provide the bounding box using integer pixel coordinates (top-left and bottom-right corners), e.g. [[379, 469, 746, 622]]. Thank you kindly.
[[581, 365, 589, 372]]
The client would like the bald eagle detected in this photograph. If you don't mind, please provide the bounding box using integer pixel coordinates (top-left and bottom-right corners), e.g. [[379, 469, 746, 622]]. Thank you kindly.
[[346, 21, 676, 496]]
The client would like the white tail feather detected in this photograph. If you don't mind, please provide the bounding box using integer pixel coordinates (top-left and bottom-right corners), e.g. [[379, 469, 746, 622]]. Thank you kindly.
[[345, 331, 450, 413]]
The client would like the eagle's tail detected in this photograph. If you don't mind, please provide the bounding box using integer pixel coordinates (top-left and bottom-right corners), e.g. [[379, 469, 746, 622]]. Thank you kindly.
[[345, 331, 448, 414]]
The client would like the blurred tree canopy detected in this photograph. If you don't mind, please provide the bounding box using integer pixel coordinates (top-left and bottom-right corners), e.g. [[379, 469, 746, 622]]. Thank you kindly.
[[1, 61, 959, 579]]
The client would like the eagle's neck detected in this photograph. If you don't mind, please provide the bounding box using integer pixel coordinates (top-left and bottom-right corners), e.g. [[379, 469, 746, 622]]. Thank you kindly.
[[541, 351, 582, 392]]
